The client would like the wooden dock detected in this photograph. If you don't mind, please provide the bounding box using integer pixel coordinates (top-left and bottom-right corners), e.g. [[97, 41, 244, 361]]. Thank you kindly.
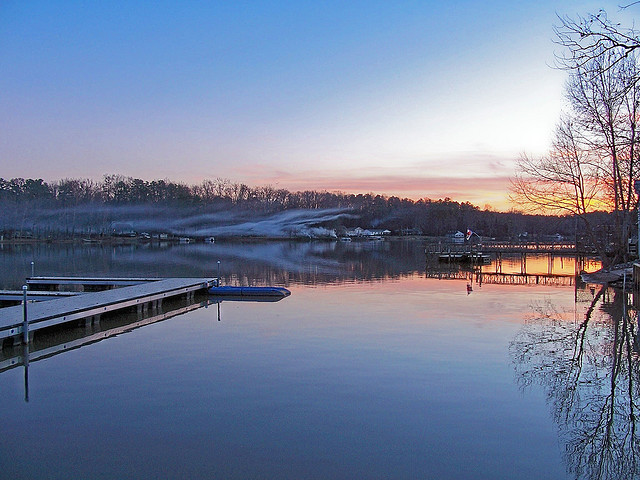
[[0, 290, 79, 303], [0, 277, 215, 345], [479, 241, 577, 254], [426, 241, 579, 256]]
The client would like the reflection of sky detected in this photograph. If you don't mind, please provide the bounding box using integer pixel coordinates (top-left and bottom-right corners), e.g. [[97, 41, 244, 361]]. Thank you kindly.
[[481, 254, 602, 276], [305, 274, 578, 325], [0, 274, 569, 478], [2, 1, 634, 209]]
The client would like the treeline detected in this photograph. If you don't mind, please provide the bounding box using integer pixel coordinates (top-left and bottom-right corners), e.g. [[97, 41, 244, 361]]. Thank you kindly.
[[1, 175, 409, 209], [0, 175, 614, 239]]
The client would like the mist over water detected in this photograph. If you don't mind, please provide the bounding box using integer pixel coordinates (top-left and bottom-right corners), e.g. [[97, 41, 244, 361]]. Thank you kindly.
[[1, 204, 357, 238]]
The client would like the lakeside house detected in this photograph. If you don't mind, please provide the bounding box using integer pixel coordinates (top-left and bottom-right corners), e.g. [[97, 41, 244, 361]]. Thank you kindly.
[[345, 227, 391, 238], [446, 231, 465, 244], [109, 222, 136, 237]]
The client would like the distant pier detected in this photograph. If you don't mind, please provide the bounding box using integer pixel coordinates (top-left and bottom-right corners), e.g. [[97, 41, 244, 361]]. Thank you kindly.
[[426, 240, 579, 257]]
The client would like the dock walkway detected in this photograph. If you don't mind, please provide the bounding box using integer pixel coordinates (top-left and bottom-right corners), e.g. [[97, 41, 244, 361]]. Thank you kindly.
[[0, 277, 215, 344], [0, 290, 79, 302]]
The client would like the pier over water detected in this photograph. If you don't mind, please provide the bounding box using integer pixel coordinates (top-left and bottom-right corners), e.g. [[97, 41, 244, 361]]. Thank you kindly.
[[426, 240, 580, 256], [0, 277, 216, 346], [426, 241, 602, 289]]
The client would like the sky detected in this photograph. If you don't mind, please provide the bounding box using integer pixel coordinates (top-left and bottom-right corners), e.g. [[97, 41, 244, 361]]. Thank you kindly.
[[1, 0, 636, 210]]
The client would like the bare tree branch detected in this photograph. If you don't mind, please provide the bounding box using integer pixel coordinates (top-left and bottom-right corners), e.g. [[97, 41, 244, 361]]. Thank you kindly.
[[512, 9, 640, 265]]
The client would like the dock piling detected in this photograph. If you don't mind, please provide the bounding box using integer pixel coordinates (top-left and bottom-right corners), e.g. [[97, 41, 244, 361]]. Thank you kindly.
[[22, 285, 28, 344]]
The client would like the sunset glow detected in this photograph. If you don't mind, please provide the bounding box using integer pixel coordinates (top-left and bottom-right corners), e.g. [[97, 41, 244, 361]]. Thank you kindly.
[[1, 1, 634, 210]]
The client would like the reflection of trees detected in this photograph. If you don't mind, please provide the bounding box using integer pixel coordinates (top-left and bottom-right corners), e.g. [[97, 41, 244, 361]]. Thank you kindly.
[[510, 286, 640, 480], [0, 240, 429, 289]]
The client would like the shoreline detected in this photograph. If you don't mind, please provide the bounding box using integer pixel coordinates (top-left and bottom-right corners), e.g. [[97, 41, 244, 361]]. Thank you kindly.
[[0, 235, 426, 246]]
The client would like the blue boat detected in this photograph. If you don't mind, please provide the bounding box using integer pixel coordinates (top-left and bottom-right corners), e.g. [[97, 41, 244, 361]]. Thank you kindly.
[[208, 286, 291, 297]]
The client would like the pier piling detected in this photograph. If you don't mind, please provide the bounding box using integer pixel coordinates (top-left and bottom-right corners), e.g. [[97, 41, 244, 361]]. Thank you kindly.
[[22, 286, 28, 344]]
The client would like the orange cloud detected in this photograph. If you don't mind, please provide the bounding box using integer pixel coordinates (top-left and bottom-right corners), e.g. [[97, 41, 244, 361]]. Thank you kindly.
[[231, 166, 514, 210]]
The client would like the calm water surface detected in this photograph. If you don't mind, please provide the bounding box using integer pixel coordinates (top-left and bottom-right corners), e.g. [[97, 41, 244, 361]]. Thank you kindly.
[[0, 240, 633, 479]]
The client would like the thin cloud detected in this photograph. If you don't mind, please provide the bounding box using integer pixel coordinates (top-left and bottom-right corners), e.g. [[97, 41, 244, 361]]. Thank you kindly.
[[237, 167, 513, 209]]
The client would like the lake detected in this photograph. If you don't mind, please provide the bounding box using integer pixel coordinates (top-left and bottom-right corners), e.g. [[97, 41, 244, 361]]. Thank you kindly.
[[0, 239, 635, 480]]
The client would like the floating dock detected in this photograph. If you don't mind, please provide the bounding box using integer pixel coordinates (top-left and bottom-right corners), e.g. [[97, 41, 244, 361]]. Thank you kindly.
[[0, 277, 216, 346], [0, 290, 79, 304], [209, 286, 291, 297]]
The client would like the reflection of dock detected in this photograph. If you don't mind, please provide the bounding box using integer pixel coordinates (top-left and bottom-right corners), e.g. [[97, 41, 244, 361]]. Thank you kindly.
[[426, 270, 577, 287], [0, 298, 210, 373], [0, 277, 216, 346], [426, 247, 597, 288]]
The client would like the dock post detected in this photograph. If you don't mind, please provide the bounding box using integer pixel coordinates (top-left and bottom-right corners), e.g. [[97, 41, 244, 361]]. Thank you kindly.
[[31, 261, 34, 277], [22, 285, 28, 344]]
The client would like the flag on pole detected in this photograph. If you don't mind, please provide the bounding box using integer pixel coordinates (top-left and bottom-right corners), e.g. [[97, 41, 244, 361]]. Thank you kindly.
[[466, 229, 473, 240]]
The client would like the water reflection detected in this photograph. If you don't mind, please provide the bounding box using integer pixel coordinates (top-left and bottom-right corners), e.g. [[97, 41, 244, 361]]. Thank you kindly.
[[0, 241, 598, 479], [0, 240, 427, 289], [0, 240, 602, 291], [0, 295, 213, 397], [426, 253, 600, 289], [511, 286, 640, 480], [22, 342, 29, 403], [1, 291, 290, 401]]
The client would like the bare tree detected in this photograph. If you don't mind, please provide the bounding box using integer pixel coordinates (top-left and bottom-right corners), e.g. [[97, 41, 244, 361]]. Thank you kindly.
[[512, 118, 603, 214], [554, 10, 640, 72], [512, 11, 640, 264]]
